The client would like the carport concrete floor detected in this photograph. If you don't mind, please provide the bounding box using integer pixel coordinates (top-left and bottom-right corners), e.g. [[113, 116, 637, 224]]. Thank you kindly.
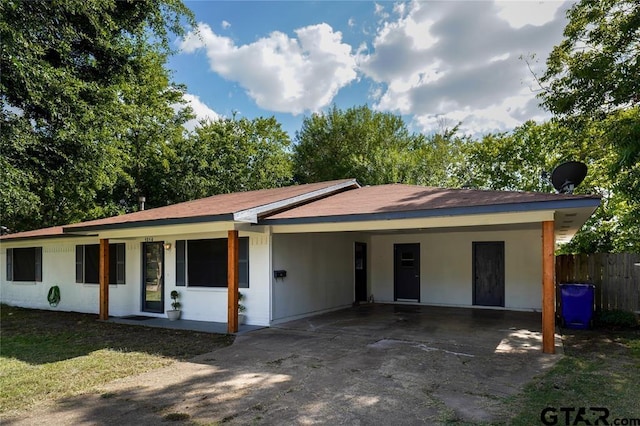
[[10, 304, 563, 425]]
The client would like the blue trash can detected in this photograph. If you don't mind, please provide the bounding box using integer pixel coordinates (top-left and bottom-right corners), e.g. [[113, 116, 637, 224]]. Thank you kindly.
[[559, 283, 595, 329]]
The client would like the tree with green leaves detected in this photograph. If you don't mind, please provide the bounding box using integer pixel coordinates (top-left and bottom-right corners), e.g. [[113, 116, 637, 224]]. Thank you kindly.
[[455, 119, 637, 253], [411, 124, 466, 188], [0, 0, 193, 231], [456, 120, 613, 192], [103, 50, 193, 213], [538, 0, 639, 252], [169, 116, 293, 202], [293, 105, 462, 186], [540, 0, 639, 124]]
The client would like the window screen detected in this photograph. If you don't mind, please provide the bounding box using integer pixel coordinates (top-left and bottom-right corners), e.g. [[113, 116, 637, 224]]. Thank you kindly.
[[188, 239, 227, 287], [6, 247, 42, 282], [238, 237, 249, 288], [75, 244, 125, 284], [176, 237, 249, 288]]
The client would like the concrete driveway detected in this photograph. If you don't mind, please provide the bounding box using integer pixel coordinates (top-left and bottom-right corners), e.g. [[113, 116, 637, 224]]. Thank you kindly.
[[8, 304, 562, 425]]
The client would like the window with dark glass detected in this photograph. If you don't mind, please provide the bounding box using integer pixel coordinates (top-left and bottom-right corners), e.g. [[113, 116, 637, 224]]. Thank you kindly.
[[175, 237, 249, 288], [75, 243, 125, 284], [400, 251, 415, 267], [6, 247, 42, 282]]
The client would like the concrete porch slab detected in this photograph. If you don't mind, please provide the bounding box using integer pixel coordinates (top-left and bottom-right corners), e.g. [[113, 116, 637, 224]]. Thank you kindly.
[[108, 316, 264, 335]]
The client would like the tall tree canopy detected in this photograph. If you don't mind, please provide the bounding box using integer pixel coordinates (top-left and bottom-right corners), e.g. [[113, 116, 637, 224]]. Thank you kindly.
[[538, 0, 639, 252], [168, 116, 293, 202], [454, 120, 638, 252], [456, 121, 613, 193], [293, 105, 462, 186], [0, 0, 193, 231], [540, 0, 639, 122]]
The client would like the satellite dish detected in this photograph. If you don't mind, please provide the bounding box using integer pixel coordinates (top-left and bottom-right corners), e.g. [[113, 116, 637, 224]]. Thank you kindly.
[[551, 161, 587, 194]]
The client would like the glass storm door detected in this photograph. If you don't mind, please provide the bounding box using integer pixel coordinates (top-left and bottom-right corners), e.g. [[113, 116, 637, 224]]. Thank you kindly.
[[142, 242, 164, 313]]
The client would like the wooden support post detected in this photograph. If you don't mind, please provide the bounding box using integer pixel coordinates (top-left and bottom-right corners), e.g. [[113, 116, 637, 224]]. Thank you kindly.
[[227, 230, 239, 333], [542, 221, 555, 354], [99, 238, 109, 320]]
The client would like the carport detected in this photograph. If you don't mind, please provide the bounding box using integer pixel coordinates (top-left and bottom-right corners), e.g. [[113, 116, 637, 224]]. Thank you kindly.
[[265, 184, 599, 354]]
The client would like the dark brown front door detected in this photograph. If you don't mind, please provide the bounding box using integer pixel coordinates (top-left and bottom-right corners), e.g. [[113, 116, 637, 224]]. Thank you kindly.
[[473, 242, 505, 307], [355, 242, 367, 302], [394, 243, 420, 301]]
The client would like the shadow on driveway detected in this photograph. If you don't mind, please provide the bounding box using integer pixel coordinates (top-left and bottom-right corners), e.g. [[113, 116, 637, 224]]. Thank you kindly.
[[4, 304, 562, 425]]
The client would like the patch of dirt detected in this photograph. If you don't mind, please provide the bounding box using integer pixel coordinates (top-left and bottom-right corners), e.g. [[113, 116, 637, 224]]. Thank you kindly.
[[562, 327, 640, 359]]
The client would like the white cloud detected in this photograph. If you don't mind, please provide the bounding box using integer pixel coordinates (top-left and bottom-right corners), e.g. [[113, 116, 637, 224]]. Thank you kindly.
[[413, 94, 551, 137], [179, 23, 357, 115], [374, 3, 388, 18], [393, 2, 407, 18], [176, 1, 571, 136], [181, 93, 220, 131], [496, 1, 566, 29], [359, 0, 572, 134], [368, 84, 384, 102]]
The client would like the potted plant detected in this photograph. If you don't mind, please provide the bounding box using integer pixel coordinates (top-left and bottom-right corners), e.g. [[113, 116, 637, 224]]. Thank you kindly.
[[238, 291, 247, 325], [167, 290, 181, 321]]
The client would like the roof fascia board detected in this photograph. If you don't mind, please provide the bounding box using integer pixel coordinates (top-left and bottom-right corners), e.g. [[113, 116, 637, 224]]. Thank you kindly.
[[271, 210, 556, 234], [81, 221, 237, 240], [0, 233, 98, 243], [261, 198, 601, 226], [233, 179, 360, 223], [62, 213, 235, 234]]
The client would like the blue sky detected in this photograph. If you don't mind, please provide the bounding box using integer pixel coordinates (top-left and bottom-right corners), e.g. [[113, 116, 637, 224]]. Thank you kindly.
[[168, 1, 574, 138]]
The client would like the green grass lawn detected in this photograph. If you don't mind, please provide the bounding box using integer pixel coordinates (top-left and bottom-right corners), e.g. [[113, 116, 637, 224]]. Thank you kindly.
[[0, 305, 233, 417], [504, 328, 640, 425]]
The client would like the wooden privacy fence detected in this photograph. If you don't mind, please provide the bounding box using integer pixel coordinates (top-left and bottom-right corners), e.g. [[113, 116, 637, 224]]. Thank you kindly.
[[556, 253, 640, 313]]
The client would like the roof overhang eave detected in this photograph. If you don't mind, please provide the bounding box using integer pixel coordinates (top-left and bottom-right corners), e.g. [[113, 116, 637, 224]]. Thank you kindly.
[[260, 198, 602, 226], [62, 213, 236, 234], [0, 233, 97, 242]]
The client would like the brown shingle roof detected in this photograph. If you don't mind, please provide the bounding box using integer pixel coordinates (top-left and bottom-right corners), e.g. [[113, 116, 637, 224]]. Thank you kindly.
[[264, 184, 601, 221], [0, 226, 66, 241], [0, 180, 357, 239], [63, 179, 356, 231], [0, 181, 601, 240]]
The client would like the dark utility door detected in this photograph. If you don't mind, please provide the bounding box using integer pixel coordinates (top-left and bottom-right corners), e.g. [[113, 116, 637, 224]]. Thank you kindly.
[[354, 242, 367, 302], [473, 242, 505, 307], [394, 243, 420, 301], [142, 242, 164, 313]]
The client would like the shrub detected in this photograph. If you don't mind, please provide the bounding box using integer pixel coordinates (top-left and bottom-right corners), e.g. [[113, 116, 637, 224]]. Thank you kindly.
[[595, 309, 638, 329]]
